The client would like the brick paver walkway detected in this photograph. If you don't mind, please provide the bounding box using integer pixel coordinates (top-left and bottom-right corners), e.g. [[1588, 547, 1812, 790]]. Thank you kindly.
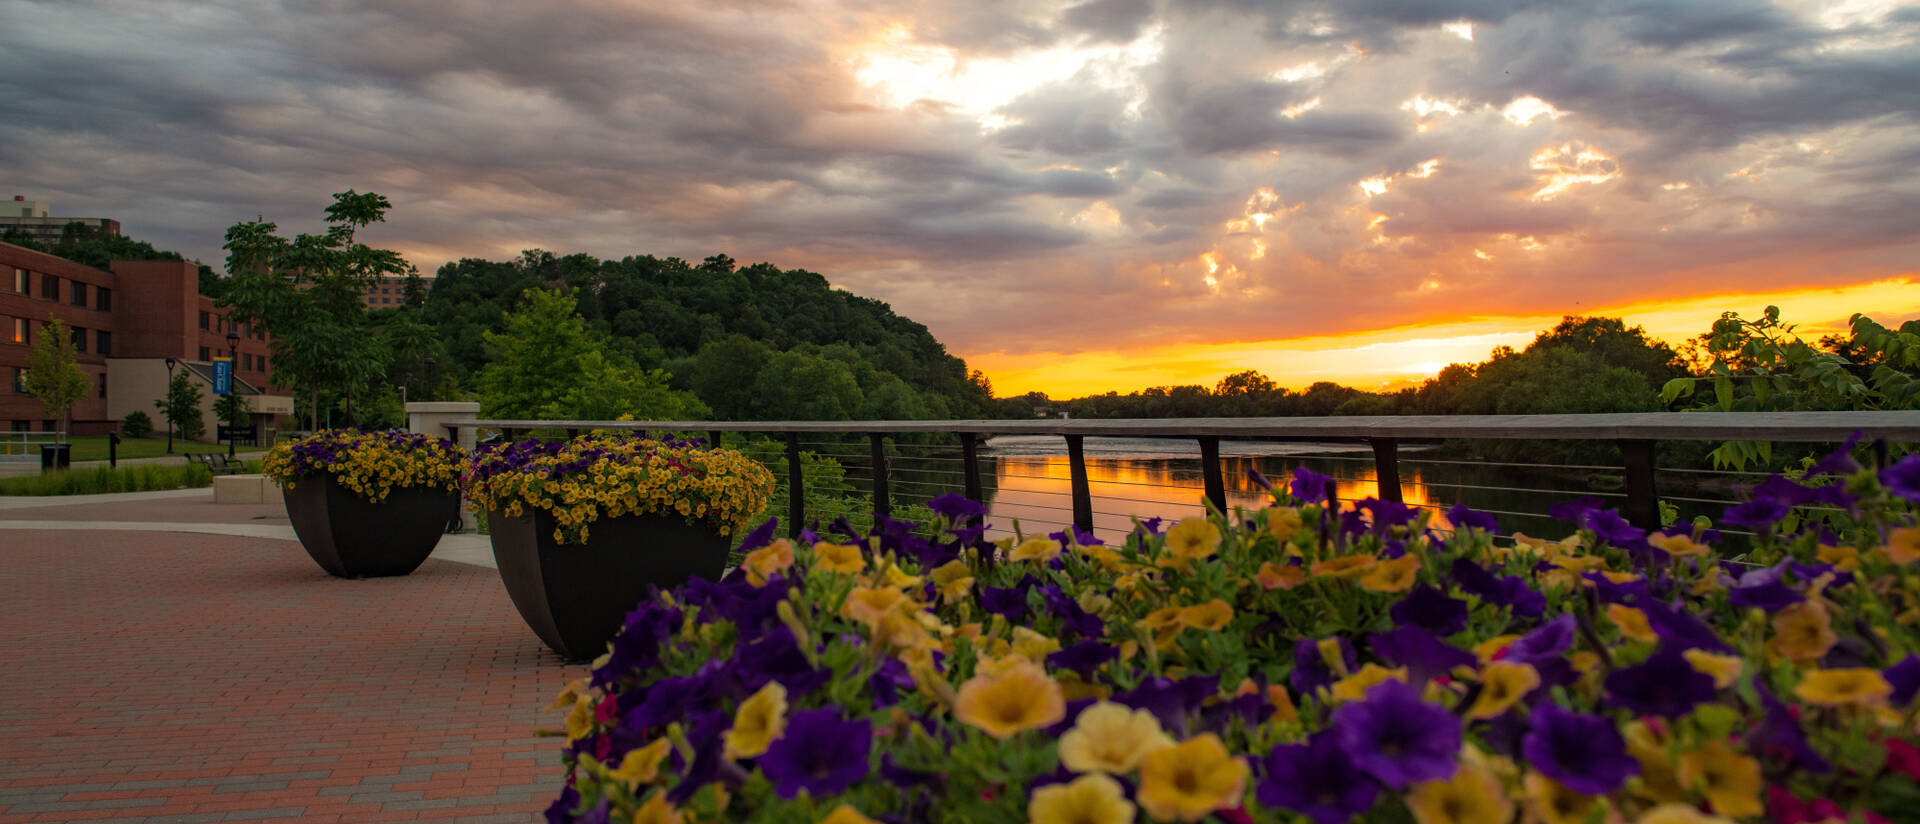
[[0, 528, 574, 823]]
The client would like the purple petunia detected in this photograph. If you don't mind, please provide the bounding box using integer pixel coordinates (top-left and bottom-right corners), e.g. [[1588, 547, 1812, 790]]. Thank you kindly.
[[1447, 503, 1500, 534], [1116, 674, 1219, 734], [1291, 636, 1358, 697], [978, 585, 1029, 622], [1257, 730, 1382, 823], [1451, 558, 1547, 618], [1605, 647, 1717, 718], [544, 785, 580, 824], [1641, 599, 1735, 653], [1727, 564, 1805, 611], [1369, 627, 1476, 685], [1332, 679, 1462, 790], [1292, 467, 1334, 505], [1882, 454, 1920, 504], [1522, 702, 1640, 794], [1885, 655, 1920, 707], [927, 492, 986, 520], [1749, 682, 1832, 773], [1722, 495, 1792, 529], [1047, 640, 1119, 678], [1390, 584, 1470, 636], [1357, 499, 1419, 535], [1248, 467, 1274, 492], [758, 709, 873, 799], [1803, 432, 1863, 479], [1547, 496, 1604, 523]]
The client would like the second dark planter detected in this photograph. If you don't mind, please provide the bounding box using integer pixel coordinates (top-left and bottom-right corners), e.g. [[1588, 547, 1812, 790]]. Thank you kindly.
[[284, 475, 459, 578], [487, 509, 731, 662]]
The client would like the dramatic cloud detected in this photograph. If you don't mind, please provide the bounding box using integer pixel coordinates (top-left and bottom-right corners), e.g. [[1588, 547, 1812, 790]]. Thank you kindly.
[[2, 0, 1916, 393]]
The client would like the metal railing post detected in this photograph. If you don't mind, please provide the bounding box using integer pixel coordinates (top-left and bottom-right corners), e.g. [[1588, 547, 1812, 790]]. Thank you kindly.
[[785, 432, 804, 539], [1619, 439, 1659, 531], [1369, 437, 1403, 503], [565, 428, 579, 440], [1066, 434, 1093, 534], [709, 430, 722, 448], [870, 433, 890, 519], [960, 432, 983, 504], [1197, 436, 1226, 515]]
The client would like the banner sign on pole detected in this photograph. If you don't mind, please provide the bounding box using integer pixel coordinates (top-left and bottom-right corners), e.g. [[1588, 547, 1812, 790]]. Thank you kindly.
[[212, 357, 233, 396]]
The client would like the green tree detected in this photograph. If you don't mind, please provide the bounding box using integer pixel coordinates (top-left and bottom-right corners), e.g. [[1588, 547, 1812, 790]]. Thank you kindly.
[[155, 372, 205, 441], [121, 409, 154, 439], [752, 351, 864, 420], [24, 317, 88, 436], [545, 353, 711, 421], [480, 288, 707, 420], [401, 266, 427, 309], [219, 190, 409, 426], [214, 391, 253, 427]]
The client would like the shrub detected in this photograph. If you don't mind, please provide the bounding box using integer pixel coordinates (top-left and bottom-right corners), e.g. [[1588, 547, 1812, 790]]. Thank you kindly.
[[543, 441, 1920, 823], [0, 462, 212, 495], [122, 410, 153, 439]]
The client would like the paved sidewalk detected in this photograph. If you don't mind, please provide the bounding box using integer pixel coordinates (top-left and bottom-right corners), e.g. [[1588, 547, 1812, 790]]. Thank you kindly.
[[0, 520, 576, 822]]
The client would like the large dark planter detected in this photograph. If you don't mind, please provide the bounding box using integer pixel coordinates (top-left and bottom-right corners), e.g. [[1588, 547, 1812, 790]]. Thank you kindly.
[[487, 509, 730, 661], [283, 475, 459, 578]]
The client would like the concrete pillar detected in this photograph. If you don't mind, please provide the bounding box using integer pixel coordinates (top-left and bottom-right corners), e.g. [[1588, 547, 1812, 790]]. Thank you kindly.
[[407, 401, 480, 531]]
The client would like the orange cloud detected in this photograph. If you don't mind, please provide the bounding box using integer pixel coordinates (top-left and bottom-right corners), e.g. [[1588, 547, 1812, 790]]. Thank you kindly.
[[969, 276, 1920, 398]]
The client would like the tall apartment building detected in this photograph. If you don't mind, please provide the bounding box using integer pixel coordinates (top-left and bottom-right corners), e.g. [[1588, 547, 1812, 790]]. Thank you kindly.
[[1, 196, 121, 246], [363, 273, 415, 308], [2, 240, 292, 438]]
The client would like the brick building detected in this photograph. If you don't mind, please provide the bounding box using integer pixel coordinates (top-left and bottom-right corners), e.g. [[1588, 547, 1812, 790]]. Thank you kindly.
[[1, 196, 121, 246], [363, 273, 413, 309], [2, 241, 292, 438]]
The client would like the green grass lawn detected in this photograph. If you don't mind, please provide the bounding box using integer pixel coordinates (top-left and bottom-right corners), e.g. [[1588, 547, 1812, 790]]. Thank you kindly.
[[0, 436, 273, 463]]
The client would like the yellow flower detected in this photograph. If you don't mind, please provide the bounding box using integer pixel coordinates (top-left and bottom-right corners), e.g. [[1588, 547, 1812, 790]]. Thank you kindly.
[[1266, 685, 1298, 725], [1165, 517, 1221, 560], [1623, 721, 1690, 804], [724, 681, 787, 759], [813, 542, 865, 574], [1468, 661, 1540, 720], [1029, 773, 1136, 824], [929, 560, 974, 600], [1474, 635, 1521, 665], [1648, 532, 1711, 558], [1360, 555, 1422, 593], [1135, 734, 1248, 823], [818, 805, 882, 824], [1058, 701, 1174, 774], [1814, 543, 1860, 572], [1266, 507, 1304, 542], [1880, 526, 1920, 565], [1138, 606, 1185, 632], [1635, 805, 1731, 824], [1178, 599, 1234, 632], [1607, 604, 1658, 643], [742, 539, 795, 586], [1011, 535, 1063, 563], [1676, 740, 1763, 819], [1407, 760, 1512, 824], [565, 694, 595, 742], [1682, 650, 1744, 689], [1769, 600, 1838, 662], [1311, 554, 1378, 580], [1330, 664, 1408, 704], [609, 737, 672, 786], [841, 586, 912, 628], [1523, 773, 1598, 824], [1795, 668, 1893, 706], [1013, 627, 1062, 663], [1255, 562, 1306, 590], [954, 658, 1066, 739], [545, 676, 589, 712], [631, 791, 686, 824]]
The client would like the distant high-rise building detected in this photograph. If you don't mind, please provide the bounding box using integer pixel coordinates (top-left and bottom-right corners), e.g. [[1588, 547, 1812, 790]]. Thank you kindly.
[[363, 272, 420, 308], [0, 196, 122, 245]]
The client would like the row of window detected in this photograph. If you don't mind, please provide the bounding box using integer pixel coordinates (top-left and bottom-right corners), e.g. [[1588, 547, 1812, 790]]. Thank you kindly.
[[198, 310, 265, 339], [11, 267, 111, 310], [10, 419, 59, 432], [192, 347, 267, 372], [7, 317, 110, 355], [8, 368, 105, 399]]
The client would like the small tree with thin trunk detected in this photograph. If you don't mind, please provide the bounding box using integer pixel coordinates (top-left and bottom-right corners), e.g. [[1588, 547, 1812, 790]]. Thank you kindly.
[[156, 371, 206, 442], [24, 317, 87, 441]]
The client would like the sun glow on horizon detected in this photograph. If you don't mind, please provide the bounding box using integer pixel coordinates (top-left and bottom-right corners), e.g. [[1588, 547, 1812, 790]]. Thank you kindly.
[[967, 277, 1920, 398]]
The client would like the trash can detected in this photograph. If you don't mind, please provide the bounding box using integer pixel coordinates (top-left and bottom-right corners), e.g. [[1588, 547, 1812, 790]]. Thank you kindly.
[[40, 444, 71, 472]]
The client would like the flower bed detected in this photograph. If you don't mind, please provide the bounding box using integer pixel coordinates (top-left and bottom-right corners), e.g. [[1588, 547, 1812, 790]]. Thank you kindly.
[[466, 434, 776, 543], [546, 442, 1920, 824], [263, 428, 466, 499]]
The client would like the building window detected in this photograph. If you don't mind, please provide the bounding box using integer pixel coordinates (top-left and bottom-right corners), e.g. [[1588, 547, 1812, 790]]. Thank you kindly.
[[10, 420, 25, 432], [97, 330, 110, 356], [198, 311, 209, 330], [9, 368, 24, 394], [11, 268, 26, 293], [70, 281, 87, 306], [41, 273, 57, 299], [96, 287, 111, 311], [260, 356, 268, 372], [9, 317, 25, 345], [71, 325, 86, 353], [42, 419, 54, 432], [98, 373, 106, 398], [198, 346, 209, 361]]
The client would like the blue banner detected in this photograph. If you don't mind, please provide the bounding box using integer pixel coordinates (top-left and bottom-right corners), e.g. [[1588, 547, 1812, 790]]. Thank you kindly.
[[212, 357, 232, 396]]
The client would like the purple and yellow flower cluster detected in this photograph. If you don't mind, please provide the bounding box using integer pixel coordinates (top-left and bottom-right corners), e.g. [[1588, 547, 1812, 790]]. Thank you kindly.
[[262, 428, 466, 502], [546, 446, 1920, 824], [465, 434, 775, 544]]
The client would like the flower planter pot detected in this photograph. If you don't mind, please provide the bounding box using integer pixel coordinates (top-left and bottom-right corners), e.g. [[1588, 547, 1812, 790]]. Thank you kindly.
[[283, 475, 459, 578], [487, 509, 730, 661]]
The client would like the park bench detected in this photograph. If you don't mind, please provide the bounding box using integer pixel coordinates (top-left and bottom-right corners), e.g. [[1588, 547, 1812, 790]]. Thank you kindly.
[[188, 453, 245, 476]]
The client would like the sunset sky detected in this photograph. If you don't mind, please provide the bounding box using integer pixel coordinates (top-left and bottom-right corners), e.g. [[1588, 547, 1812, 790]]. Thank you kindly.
[[3, 0, 1917, 397]]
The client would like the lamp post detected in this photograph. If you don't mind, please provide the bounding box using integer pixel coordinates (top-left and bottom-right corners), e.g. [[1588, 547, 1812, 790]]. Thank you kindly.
[[226, 330, 240, 459], [164, 357, 177, 454]]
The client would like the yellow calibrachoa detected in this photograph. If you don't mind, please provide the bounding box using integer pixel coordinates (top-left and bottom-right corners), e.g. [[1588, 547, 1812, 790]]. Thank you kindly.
[[264, 429, 466, 503], [1359, 555, 1421, 593], [1178, 599, 1234, 632], [1682, 650, 1744, 689], [465, 435, 774, 544], [1469, 661, 1540, 720], [743, 539, 795, 587], [813, 542, 865, 574], [842, 586, 913, 628], [1164, 518, 1220, 561], [1011, 535, 1064, 563], [1523, 773, 1598, 824], [1135, 734, 1247, 823], [1029, 773, 1136, 824], [1329, 664, 1408, 704], [1311, 554, 1377, 580], [953, 658, 1066, 739], [610, 738, 673, 786], [1648, 532, 1711, 558], [1058, 701, 1173, 775], [1635, 805, 1732, 824], [929, 559, 974, 600], [1676, 739, 1763, 818], [724, 682, 787, 758], [1795, 668, 1893, 706], [1407, 761, 1512, 824], [817, 805, 881, 824], [1880, 526, 1920, 565], [1266, 507, 1303, 542], [1255, 562, 1306, 590], [1607, 604, 1658, 643], [632, 791, 686, 824], [1770, 600, 1838, 661]]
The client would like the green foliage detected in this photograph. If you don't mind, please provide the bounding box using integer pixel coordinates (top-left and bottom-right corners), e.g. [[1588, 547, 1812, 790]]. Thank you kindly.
[[1659, 307, 1918, 468], [155, 372, 206, 441], [23, 317, 88, 429], [479, 288, 709, 421], [121, 410, 154, 439], [214, 391, 252, 427], [731, 436, 935, 534], [0, 462, 215, 496]]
